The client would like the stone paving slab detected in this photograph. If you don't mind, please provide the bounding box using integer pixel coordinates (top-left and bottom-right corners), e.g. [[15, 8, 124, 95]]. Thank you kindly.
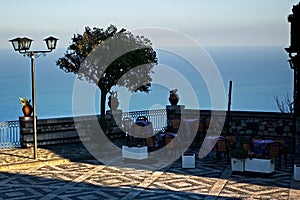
[[0, 143, 92, 171], [0, 143, 300, 199]]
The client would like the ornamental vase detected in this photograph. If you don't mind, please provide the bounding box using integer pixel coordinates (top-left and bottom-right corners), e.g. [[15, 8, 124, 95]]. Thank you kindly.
[[22, 105, 33, 117], [108, 98, 119, 110], [169, 95, 179, 106]]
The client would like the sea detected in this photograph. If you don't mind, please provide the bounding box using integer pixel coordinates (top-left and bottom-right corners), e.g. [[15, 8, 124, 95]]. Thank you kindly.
[[0, 46, 293, 122]]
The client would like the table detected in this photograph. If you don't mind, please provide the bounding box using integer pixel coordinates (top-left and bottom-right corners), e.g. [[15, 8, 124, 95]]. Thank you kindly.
[[181, 118, 199, 140], [158, 133, 177, 146], [126, 122, 154, 146], [200, 136, 225, 157], [129, 122, 154, 138], [252, 139, 273, 156]]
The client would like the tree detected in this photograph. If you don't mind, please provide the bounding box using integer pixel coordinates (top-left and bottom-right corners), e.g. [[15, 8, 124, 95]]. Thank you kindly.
[[56, 25, 158, 115], [274, 94, 294, 113]]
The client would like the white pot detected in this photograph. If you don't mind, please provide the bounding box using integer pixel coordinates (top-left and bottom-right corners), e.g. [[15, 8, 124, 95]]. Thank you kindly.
[[182, 153, 195, 168], [245, 158, 274, 173], [231, 158, 244, 172], [294, 164, 300, 181], [122, 146, 148, 160]]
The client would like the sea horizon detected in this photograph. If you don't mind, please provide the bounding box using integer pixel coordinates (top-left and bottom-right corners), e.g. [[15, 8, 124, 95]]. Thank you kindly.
[[0, 45, 293, 122]]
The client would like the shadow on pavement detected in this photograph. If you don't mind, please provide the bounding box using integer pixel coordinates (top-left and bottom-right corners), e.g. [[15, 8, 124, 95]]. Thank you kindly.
[[0, 171, 239, 199]]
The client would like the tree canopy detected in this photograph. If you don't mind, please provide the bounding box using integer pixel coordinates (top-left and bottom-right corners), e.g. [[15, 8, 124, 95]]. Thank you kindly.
[[56, 25, 158, 115]]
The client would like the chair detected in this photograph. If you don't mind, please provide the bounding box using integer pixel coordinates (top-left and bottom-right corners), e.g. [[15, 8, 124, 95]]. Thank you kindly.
[[216, 138, 231, 163], [122, 117, 133, 145], [136, 116, 148, 122], [164, 134, 176, 156], [251, 137, 263, 142], [198, 121, 205, 133], [265, 141, 283, 169], [240, 140, 251, 152], [226, 135, 236, 149], [274, 138, 288, 166], [145, 136, 156, 152], [171, 119, 180, 131]]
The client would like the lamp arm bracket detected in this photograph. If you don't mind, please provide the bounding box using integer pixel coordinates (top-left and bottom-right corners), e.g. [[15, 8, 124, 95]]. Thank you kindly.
[[19, 50, 53, 58]]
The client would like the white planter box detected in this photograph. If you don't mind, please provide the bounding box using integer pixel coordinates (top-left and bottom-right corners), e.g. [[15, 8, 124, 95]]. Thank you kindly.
[[294, 164, 300, 181], [245, 158, 274, 173], [231, 158, 244, 172], [122, 146, 148, 160], [182, 153, 195, 168]]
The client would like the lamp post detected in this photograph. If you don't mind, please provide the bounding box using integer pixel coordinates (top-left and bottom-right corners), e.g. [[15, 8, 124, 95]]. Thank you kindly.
[[285, 2, 300, 164], [9, 36, 58, 160]]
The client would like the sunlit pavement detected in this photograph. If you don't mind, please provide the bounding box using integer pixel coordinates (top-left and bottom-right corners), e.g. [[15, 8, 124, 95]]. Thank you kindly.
[[0, 143, 300, 199]]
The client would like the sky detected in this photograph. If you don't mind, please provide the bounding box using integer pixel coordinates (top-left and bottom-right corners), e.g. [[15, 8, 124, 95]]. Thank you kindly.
[[0, 0, 299, 49], [0, 0, 298, 120]]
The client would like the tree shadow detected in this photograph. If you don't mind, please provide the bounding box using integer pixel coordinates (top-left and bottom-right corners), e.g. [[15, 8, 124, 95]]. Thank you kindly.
[[0, 171, 238, 199]]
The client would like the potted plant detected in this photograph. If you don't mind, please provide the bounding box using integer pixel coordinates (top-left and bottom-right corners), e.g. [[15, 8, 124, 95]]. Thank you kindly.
[[19, 97, 33, 117], [108, 91, 119, 110], [169, 89, 179, 106], [230, 148, 248, 172]]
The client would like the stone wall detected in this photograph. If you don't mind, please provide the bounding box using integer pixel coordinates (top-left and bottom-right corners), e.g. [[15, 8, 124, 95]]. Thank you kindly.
[[178, 109, 294, 153], [226, 111, 294, 152], [19, 116, 80, 147], [19, 109, 295, 153], [19, 115, 125, 147]]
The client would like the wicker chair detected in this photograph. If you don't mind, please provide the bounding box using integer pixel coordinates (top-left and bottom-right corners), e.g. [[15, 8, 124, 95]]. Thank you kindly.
[[240, 140, 251, 152], [145, 136, 156, 152], [225, 135, 236, 149], [136, 116, 148, 122], [164, 134, 176, 156], [265, 141, 283, 169], [274, 138, 288, 167], [216, 138, 231, 163], [122, 117, 133, 145]]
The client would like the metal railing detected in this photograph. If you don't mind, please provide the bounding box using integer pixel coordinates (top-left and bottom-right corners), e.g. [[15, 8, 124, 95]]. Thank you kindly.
[[122, 109, 167, 133], [0, 120, 20, 148], [0, 109, 167, 148]]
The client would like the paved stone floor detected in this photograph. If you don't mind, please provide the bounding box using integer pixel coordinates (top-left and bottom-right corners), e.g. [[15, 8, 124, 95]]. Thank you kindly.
[[1, 143, 300, 199]]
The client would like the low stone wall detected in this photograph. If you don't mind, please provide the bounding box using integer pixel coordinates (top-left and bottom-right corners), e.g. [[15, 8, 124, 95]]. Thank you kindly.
[[19, 109, 295, 153], [19, 115, 126, 147], [19, 116, 80, 147], [176, 109, 294, 153], [227, 111, 294, 152]]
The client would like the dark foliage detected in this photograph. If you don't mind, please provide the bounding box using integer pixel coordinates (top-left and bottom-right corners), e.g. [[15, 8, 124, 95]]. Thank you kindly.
[[56, 25, 158, 115]]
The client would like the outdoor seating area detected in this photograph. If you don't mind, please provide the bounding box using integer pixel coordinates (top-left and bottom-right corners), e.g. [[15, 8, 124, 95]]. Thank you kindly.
[[122, 116, 181, 157], [1, 107, 299, 199], [119, 111, 290, 176]]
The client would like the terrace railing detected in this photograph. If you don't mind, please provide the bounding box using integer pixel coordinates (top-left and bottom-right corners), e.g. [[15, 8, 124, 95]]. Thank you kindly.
[[0, 120, 20, 148], [122, 109, 167, 133]]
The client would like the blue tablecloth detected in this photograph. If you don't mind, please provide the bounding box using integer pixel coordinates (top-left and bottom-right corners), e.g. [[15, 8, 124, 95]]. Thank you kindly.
[[252, 139, 273, 156]]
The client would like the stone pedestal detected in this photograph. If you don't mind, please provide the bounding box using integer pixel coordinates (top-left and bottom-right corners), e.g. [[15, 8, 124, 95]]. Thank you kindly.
[[106, 109, 122, 127], [19, 116, 33, 147], [166, 105, 185, 128]]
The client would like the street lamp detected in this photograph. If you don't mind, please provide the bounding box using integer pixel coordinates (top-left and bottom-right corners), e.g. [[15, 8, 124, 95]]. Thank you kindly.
[[9, 36, 58, 160]]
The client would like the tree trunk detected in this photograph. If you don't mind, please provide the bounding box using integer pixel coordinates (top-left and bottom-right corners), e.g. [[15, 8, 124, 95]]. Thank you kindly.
[[100, 91, 107, 116]]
